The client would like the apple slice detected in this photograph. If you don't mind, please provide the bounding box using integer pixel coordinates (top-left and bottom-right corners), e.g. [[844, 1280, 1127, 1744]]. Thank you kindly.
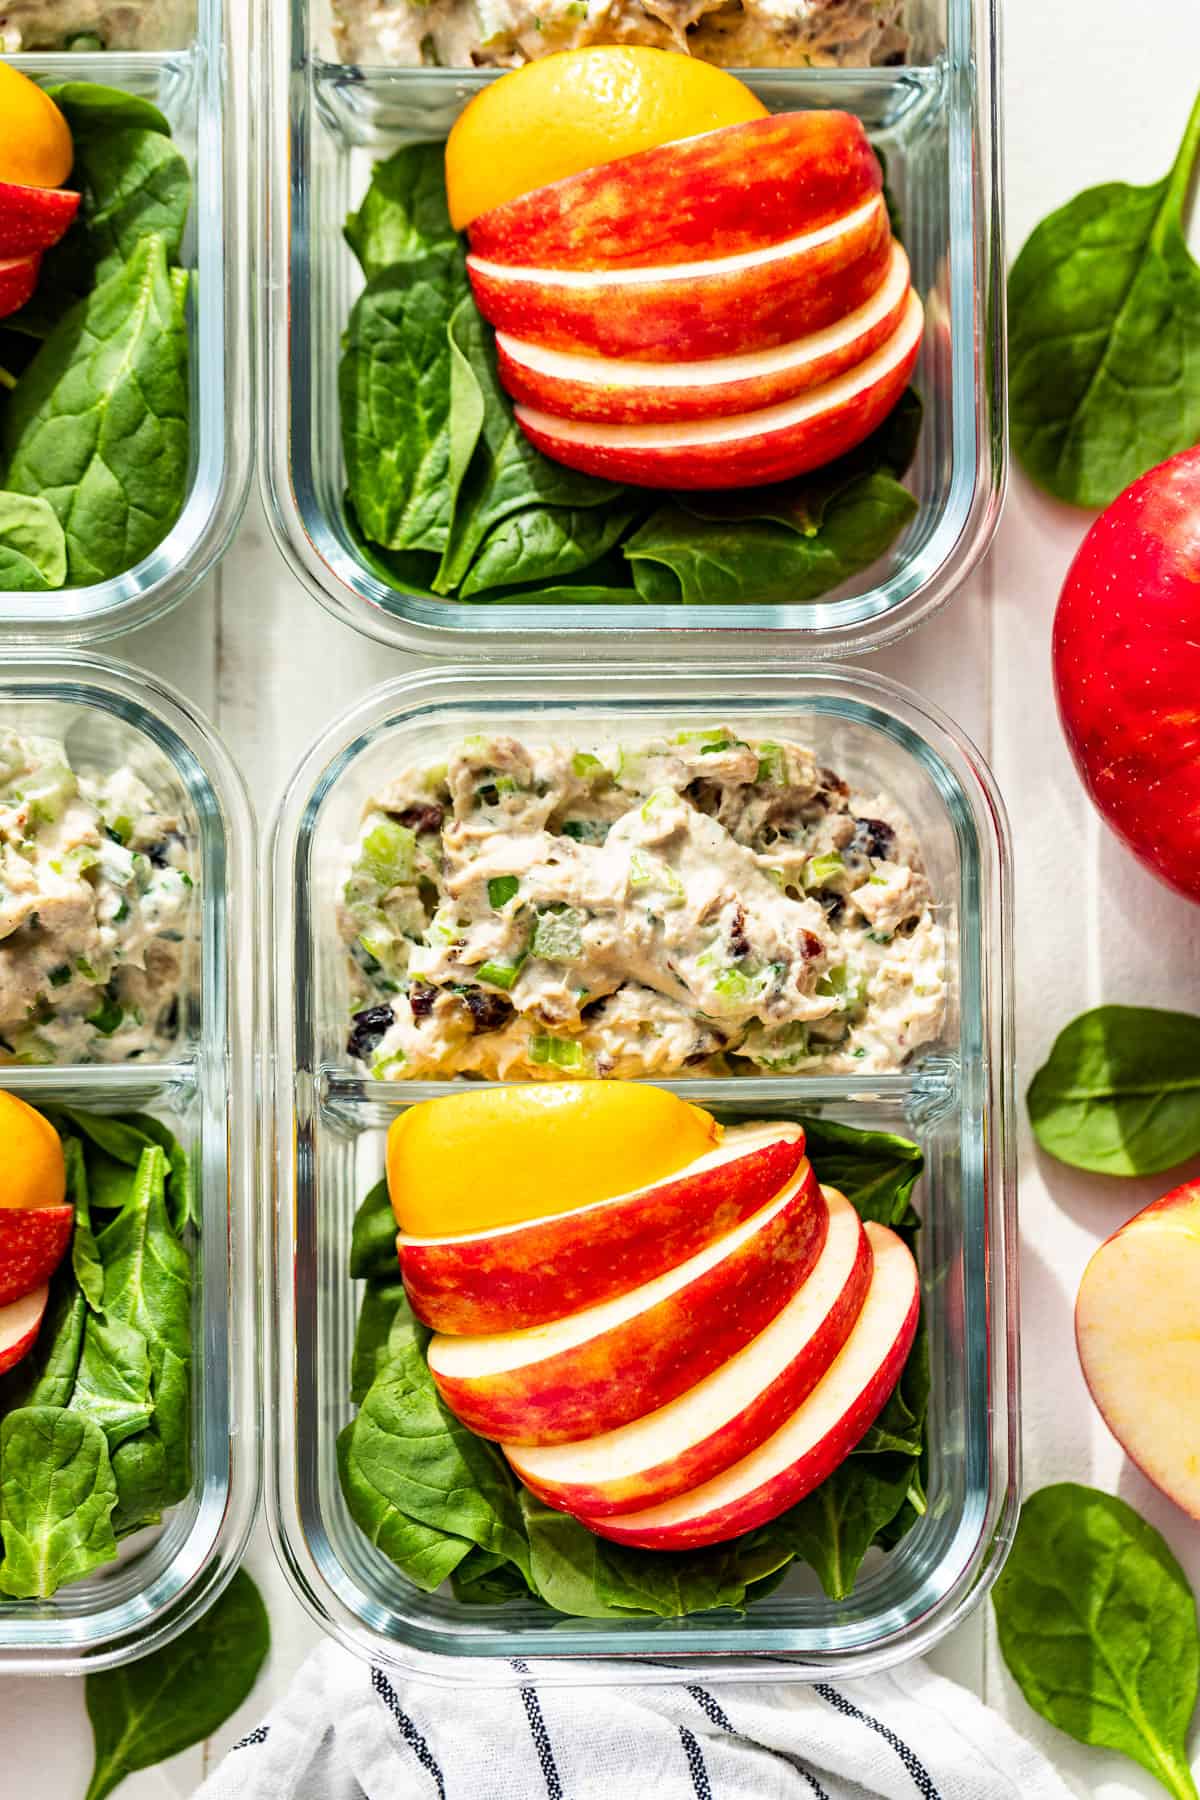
[[467, 194, 891, 362], [399, 1121, 807, 1334], [515, 288, 923, 491], [0, 1283, 49, 1376], [428, 1162, 827, 1446], [468, 111, 884, 272], [496, 243, 912, 425], [1076, 1180, 1200, 1517], [0, 180, 80, 257], [582, 1221, 919, 1550], [0, 251, 42, 320], [508, 1186, 871, 1516], [0, 1203, 74, 1307]]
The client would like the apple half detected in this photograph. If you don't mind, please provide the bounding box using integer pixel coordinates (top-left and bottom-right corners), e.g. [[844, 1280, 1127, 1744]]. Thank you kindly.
[[399, 1121, 808, 1334], [0, 1283, 49, 1377], [427, 1160, 827, 1446], [513, 288, 923, 491], [0, 1202, 74, 1307], [581, 1221, 919, 1549], [508, 1186, 872, 1516]]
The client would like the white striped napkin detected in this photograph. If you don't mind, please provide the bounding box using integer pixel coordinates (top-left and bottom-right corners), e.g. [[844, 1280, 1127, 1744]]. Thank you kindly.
[[195, 1641, 1075, 1800]]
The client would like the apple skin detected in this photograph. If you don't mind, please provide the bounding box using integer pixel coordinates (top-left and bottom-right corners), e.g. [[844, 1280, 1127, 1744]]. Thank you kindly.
[[467, 196, 891, 364], [495, 244, 912, 427], [399, 1126, 808, 1335], [514, 289, 922, 491], [428, 1169, 827, 1446], [508, 1187, 872, 1517], [0, 251, 42, 320], [1075, 1179, 1200, 1518], [581, 1222, 919, 1550], [0, 1203, 74, 1307], [467, 112, 883, 273], [1053, 446, 1200, 904], [0, 181, 80, 257], [0, 1284, 49, 1377]]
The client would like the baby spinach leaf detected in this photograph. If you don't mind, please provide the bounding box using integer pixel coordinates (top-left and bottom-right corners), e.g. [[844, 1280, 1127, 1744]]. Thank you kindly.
[[340, 250, 467, 554], [336, 1422, 476, 1590], [345, 142, 458, 279], [84, 1568, 269, 1800], [595, 1531, 794, 1619], [769, 1453, 917, 1601], [70, 127, 191, 285], [72, 1313, 156, 1451], [459, 501, 640, 599], [349, 1178, 398, 1280], [122, 1113, 193, 1232], [64, 1132, 105, 1312], [350, 1273, 407, 1404], [0, 1407, 118, 1598], [3, 234, 189, 585], [0, 491, 66, 589], [993, 1484, 1200, 1800], [47, 82, 171, 140], [108, 1430, 170, 1537], [798, 1115, 925, 1225], [1027, 1005, 1200, 1175], [450, 1548, 531, 1607], [1009, 85, 1200, 507], [0, 1269, 85, 1412]]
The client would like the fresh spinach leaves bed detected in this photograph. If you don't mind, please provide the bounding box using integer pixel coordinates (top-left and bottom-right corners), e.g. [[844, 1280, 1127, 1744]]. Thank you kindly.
[[339, 1116, 928, 1619], [0, 1107, 193, 1599], [340, 144, 922, 609], [0, 83, 191, 592]]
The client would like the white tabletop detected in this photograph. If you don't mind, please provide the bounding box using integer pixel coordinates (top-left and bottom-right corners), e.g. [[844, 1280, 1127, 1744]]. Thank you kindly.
[[5, 3, 1200, 1792]]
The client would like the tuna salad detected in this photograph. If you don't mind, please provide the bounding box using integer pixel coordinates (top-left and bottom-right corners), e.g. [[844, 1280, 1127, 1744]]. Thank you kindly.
[[0, 1, 193, 49], [339, 728, 945, 1080], [330, 0, 907, 70], [0, 730, 195, 1064]]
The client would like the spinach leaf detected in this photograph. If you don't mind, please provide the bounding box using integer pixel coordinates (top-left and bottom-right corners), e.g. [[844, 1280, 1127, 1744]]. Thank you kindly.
[[123, 1112, 194, 1232], [335, 1424, 477, 1591], [349, 1177, 398, 1280], [72, 1313, 156, 1451], [69, 127, 191, 286], [0, 491, 66, 589], [993, 1484, 1200, 1800], [340, 250, 467, 554], [450, 1547, 531, 1607], [0, 1271, 86, 1411], [345, 142, 457, 279], [519, 1493, 634, 1619], [0, 1407, 118, 1598], [460, 501, 640, 598], [64, 1132, 105, 1311], [84, 1568, 269, 1800], [770, 1453, 917, 1601], [1009, 85, 1200, 507], [47, 83, 171, 140], [1027, 1005, 1200, 1175], [798, 1115, 925, 1225], [595, 1531, 794, 1619], [350, 1273, 407, 1404], [3, 233, 190, 585]]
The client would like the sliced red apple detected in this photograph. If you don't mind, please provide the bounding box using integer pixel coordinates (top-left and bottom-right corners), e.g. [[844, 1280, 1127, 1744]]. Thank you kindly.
[[508, 1186, 871, 1516], [514, 287, 923, 491], [428, 1162, 827, 1446], [495, 243, 912, 425], [399, 1121, 808, 1334], [467, 111, 883, 272], [582, 1221, 919, 1550], [466, 194, 891, 363], [0, 1283, 49, 1376], [1075, 1180, 1200, 1517], [0, 251, 42, 320], [0, 180, 80, 257], [0, 1203, 74, 1308]]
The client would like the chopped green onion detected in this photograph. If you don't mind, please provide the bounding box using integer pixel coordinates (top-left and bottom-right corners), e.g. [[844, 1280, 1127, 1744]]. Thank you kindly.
[[529, 1035, 586, 1069], [86, 994, 124, 1036], [48, 964, 71, 988], [75, 956, 98, 981], [561, 819, 608, 845], [487, 875, 519, 908], [477, 955, 526, 991], [804, 853, 845, 889], [640, 786, 678, 823], [113, 898, 131, 923]]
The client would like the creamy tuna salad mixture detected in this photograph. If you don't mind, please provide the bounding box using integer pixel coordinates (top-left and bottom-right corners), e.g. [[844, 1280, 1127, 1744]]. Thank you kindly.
[[0, 731, 195, 1064], [0, 1, 192, 49], [330, 0, 906, 70], [339, 729, 945, 1080]]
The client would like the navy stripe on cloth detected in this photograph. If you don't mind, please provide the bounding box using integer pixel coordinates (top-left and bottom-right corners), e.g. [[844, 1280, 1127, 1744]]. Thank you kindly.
[[679, 1725, 713, 1800], [686, 1685, 830, 1799], [511, 1659, 564, 1800], [815, 1683, 943, 1800], [232, 1725, 269, 1750], [371, 1666, 446, 1798]]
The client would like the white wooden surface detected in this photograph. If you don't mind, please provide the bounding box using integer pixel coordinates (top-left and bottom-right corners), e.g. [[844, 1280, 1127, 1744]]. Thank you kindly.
[[5, 3, 1200, 1791]]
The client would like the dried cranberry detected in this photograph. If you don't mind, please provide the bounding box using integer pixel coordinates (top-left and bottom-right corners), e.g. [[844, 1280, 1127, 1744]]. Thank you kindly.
[[800, 931, 825, 961], [459, 988, 514, 1034], [397, 804, 444, 834], [346, 1004, 394, 1061], [728, 903, 750, 960], [852, 817, 895, 860], [408, 982, 438, 1020]]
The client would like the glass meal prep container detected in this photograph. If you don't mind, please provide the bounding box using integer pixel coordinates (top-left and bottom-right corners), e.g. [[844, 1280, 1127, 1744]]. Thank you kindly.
[[0, 651, 256, 1675], [2, 0, 251, 644], [261, 0, 1003, 658], [268, 661, 1017, 1679]]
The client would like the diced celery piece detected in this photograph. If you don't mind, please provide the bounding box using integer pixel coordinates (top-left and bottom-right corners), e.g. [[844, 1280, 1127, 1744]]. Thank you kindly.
[[488, 875, 519, 909], [105, 814, 133, 845], [10, 1029, 54, 1065], [477, 955, 525, 991], [50, 844, 100, 878], [628, 850, 685, 906], [371, 1050, 408, 1078], [817, 963, 866, 1011], [23, 761, 77, 825], [531, 908, 585, 962], [357, 814, 417, 888], [529, 1035, 586, 1069], [711, 965, 756, 1001], [571, 752, 603, 780], [75, 956, 98, 981], [755, 743, 787, 786], [640, 786, 678, 823], [804, 852, 845, 889]]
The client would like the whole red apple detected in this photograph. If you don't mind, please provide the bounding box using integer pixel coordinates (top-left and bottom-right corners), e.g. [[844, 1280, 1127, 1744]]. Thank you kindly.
[[1053, 446, 1200, 903]]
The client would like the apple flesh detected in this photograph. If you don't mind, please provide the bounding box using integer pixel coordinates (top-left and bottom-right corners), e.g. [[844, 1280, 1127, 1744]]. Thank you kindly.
[[0, 1284, 49, 1376], [467, 194, 891, 363], [1053, 446, 1200, 903], [467, 111, 883, 272], [496, 243, 912, 426], [580, 1222, 919, 1550], [0, 1203, 74, 1307], [513, 288, 923, 491], [0, 180, 80, 257], [1076, 1180, 1200, 1516], [508, 1186, 872, 1516], [428, 1162, 827, 1445], [399, 1121, 808, 1334]]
